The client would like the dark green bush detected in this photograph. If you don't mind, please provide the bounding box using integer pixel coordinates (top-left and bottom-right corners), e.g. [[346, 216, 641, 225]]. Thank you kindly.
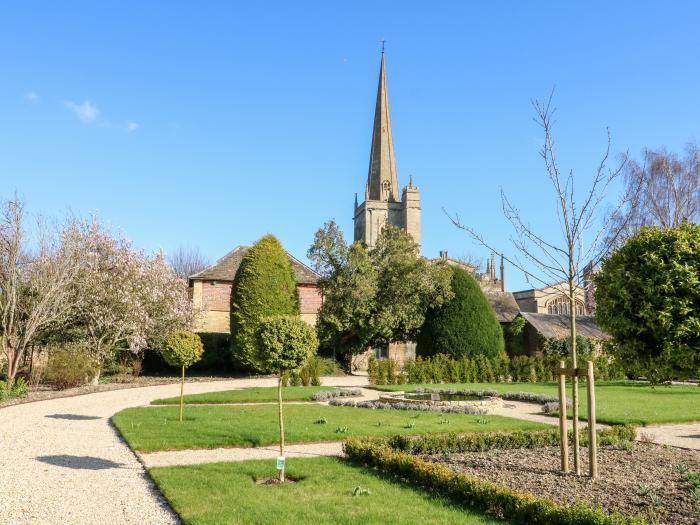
[[230, 235, 300, 372], [345, 438, 644, 525], [44, 344, 96, 390], [417, 267, 505, 359]]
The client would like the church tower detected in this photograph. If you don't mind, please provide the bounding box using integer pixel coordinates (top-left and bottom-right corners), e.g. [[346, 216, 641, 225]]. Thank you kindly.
[[354, 50, 421, 250]]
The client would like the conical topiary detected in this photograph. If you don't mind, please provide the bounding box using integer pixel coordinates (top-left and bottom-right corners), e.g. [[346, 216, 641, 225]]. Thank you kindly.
[[230, 235, 300, 372]]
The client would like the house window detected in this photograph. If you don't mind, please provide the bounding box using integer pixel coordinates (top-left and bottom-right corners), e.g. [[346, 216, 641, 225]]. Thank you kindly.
[[546, 296, 584, 315], [373, 346, 389, 360]]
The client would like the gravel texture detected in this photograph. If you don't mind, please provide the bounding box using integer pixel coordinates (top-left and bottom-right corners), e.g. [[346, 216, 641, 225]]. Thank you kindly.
[[0, 375, 368, 525], [425, 443, 700, 525]]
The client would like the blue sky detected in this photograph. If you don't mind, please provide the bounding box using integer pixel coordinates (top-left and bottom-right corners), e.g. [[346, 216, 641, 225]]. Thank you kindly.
[[2, 1, 699, 291]]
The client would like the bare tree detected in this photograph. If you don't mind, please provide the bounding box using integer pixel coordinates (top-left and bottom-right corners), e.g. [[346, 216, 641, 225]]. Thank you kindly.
[[0, 197, 81, 382], [168, 246, 210, 279], [606, 143, 700, 247], [446, 93, 637, 475]]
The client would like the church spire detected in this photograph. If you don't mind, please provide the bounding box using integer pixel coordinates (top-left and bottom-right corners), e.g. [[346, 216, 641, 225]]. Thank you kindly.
[[366, 50, 399, 202]]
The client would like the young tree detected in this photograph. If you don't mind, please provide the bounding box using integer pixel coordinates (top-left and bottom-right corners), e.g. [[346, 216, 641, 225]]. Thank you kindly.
[[257, 316, 318, 482], [606, 143, 700, 247], [417, 266, 505, 359], [161, 331, 204, 421], [168, 246, 210, 279], [230, 235, 300, 372], [595, 223, 700, 382], [0, 197, 81, 382], [446, 94, 634, 475], [308, 221, 452, 369]]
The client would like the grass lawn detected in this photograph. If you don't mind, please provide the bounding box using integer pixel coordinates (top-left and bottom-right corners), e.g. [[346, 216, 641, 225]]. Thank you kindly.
[[152, 386, 336, 405], [371, 381, 700, 425], [113, 404, 547, 452], [149, 456, 504, 525]]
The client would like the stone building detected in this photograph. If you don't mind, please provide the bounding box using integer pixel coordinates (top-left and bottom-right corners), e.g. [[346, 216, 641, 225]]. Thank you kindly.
[[512, 283, 587, 316], [189, 245, 322, 333], [517, 312, 609, 355], [354, 50, 421, 250]]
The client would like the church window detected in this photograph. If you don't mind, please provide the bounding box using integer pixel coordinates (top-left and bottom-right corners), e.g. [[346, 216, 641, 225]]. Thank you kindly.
[[546, 296, 584, 315]]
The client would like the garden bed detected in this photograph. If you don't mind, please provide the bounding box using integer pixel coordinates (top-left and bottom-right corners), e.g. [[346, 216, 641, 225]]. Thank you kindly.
[[425, 442, 699, 525]]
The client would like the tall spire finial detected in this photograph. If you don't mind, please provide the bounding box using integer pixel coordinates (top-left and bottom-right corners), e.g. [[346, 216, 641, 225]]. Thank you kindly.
[[380, 39, 386, 54], [366, 47, 399, 202]]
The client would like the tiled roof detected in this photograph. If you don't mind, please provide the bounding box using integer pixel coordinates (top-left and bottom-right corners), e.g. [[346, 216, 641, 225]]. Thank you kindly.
[[483, 290, 521, 323], [189, 245, 319, 285], [520, 312, 609, 340]]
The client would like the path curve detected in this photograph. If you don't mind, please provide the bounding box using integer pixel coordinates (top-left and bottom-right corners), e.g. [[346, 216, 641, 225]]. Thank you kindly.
[[0, 375, 368, 525]]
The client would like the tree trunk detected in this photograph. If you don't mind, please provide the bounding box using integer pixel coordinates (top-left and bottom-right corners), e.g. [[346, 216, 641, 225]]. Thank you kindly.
[[278, 375, 285, 482], [179, 365, 185, 422], [569, 278, 581, 476]]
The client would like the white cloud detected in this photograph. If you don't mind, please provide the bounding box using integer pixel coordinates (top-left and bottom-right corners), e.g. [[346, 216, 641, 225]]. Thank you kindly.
[[126, 121, 140, 132], [24, 91, 39, 103], [63, 99, 100, 123]]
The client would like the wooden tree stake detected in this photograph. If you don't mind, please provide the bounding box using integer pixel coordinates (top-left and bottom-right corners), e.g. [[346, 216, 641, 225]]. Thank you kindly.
[[587, 360, 598, 479], [557, 359, 569, 473]]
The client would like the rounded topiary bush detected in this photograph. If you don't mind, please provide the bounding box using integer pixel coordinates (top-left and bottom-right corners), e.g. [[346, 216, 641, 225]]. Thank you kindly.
[[230, 235, 300, 372], [162, 330, 205, 368], [417, 266, 505, 359], [595, 223, 700, 381], [162, 330, 205, 422], [257, 315, 318, 374]]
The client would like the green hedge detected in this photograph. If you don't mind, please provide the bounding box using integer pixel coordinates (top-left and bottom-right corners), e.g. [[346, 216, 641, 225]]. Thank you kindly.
[[369, 353, 625, 385], [344, 438, 645, 525], [386, 425, 636, 455], [142, 332, 235, 374]]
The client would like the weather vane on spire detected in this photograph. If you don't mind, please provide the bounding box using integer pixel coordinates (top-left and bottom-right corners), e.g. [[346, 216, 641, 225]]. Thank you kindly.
[[380, 39, 386, 53]]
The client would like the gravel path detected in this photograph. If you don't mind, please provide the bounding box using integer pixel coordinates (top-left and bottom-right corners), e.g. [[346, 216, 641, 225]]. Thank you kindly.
[[2, 377, 697, 524], [0, 375, 368, 525]]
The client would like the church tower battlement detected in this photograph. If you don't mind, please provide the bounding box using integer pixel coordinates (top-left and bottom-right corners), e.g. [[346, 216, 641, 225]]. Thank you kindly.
[[354, 50, 421, 250]]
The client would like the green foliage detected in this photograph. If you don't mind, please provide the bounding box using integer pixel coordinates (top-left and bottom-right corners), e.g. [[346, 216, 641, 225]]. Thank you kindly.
[[541, 335, 597, 358], [44, 344, 97, 389], [386, 424, 635, 455], [344, 438, 645, 525], [309, 222, 453, 366], [281, 356, 325, 386], [161, 331, 204, 369], [417, 266, 505, 359], [369, 352, 623, 385], [0, 377, 28, 400], [230, 235, 300, 372], [257, 316, 318, 374], [595, 223, 700, 382], [504, 315, 527, 355]]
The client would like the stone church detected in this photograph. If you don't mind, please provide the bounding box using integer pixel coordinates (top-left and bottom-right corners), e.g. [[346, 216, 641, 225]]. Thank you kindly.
[[353, 50, 421, 250]]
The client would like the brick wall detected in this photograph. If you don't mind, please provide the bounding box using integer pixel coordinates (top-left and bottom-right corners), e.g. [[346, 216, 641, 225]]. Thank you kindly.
[[299, 284, 322, 317], [194, 279, 322, 333]]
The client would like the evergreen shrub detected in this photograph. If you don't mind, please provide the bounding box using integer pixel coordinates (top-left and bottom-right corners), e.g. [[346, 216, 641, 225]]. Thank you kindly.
[[230, 235, 300, 372], [417, 267, 505, 359]]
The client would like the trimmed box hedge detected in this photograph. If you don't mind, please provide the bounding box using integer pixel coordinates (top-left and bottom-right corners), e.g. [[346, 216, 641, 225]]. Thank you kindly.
[[385, 425, 636, 455], [344, 438, 645, 525]]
